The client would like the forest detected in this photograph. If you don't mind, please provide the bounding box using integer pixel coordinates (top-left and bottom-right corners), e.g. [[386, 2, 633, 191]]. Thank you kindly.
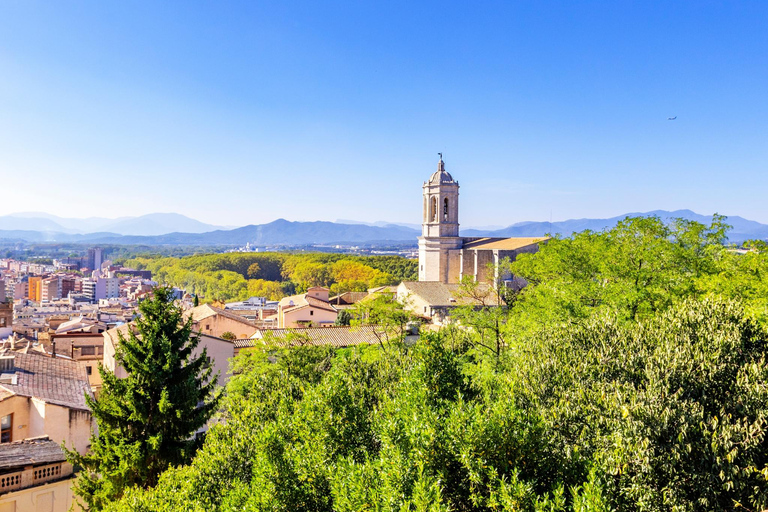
[[120, 252, 419, 301], [100, 215, 768, 511]]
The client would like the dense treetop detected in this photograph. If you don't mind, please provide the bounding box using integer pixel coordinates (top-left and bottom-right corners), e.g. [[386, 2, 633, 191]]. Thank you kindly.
[[121, 252, 417, 302], [105, 215, 768, 511]]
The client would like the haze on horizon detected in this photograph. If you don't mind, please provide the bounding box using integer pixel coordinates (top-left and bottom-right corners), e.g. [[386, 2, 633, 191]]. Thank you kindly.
[[1, 1, 766, 226]]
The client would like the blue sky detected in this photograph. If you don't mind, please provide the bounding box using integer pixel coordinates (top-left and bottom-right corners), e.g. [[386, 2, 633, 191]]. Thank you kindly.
[[1, 1, 766, 227]]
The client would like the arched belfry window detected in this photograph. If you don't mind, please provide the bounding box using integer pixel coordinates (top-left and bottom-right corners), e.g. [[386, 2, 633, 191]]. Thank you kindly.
[[443, 198, 449, 221], [430, 197, 437, 222]]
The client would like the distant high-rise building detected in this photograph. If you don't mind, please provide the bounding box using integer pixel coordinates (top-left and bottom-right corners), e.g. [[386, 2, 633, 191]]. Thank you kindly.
[[41, 276, 60, 302], [60, 276, 76, 299], [27, 276, 43, 302], [86, 248, 103, 271]]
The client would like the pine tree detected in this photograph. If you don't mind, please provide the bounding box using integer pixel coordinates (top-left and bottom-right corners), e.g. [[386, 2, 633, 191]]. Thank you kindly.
[[67, 287, 221, 511]]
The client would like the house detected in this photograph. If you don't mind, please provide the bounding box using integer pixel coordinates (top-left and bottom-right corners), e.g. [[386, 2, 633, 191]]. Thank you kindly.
[[0, 351, 94, 455], [0, 437, 75, 511], [185, 303, 260, 339], [397, 281, 501, 325], [327, 291, 369, 309], [277, 287, 338, 328], [49, 333, 105, 392], [103, 324, 235, 389], [235, 325, 385, 354]]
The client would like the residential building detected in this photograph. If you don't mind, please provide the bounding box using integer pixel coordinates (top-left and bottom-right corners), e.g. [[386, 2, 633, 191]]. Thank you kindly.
[[0, 351, 94, 455], [0, 303, 10, 331], [0, 437, 75, 511], [59, 276, 75, 299], [50, 333, 105, 392], [94, 273, 119, 300], [41, 276, 60, 302], [27, 277, 42, 302], [86, 248, 103, 272], [277, 287, 338, 328], [397, 280, 501, 325], [12, 280, 27, 301], [186, 303, 260, 339], [103, 324, 235, 389], [328, 291, 369, 309], [81, 279, 96, 302]]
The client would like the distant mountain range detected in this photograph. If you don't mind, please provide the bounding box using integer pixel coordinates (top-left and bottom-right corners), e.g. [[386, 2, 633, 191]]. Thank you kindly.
[[462, 210, 768, 243], [0, 210, 765, 246], [0, 212, 230, 236]]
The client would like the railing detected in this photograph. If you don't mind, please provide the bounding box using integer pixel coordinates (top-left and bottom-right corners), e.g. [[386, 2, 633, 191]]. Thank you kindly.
[[32, 463, 62, 485], [0, 471, 22, 493]]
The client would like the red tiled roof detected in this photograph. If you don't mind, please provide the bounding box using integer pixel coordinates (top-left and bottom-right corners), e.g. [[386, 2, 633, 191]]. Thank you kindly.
[[0, 351, 92, 411], [235, 325, 384, 349]]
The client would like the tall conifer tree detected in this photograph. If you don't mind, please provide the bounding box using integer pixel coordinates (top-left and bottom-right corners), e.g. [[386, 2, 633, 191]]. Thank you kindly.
[[67, 287, 221, 510]]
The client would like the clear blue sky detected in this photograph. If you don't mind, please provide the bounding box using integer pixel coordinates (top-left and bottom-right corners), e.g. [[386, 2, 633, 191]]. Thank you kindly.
[[1, 1, 766, 227]]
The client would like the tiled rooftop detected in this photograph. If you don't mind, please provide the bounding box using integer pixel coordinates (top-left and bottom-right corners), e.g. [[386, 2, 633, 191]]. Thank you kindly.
[[0, 351, 92, 410], [235, 325, 384, 349], [461, 237, 549, 251], [399, 281, 501, 307], [0, 437, 66, 470]]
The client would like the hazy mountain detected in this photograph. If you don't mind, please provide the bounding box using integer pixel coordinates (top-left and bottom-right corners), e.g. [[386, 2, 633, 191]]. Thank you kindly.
[[4, 212, 130, 233], [99, 213, 229, 236], [84, 219, 420, 245], [0, 212, 229, 236], [461, 210, 768, 242], [337, 219, 423, 231], [0, 215, 72, 233], [0, 210, 765, 246]]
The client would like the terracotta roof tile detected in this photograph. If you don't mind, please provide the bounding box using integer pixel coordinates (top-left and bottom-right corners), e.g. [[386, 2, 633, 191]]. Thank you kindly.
[[0, 437, 66, 470], [461, 237, 549, 251], [0, 351, 92, 410], [235, 325, 384, 349]]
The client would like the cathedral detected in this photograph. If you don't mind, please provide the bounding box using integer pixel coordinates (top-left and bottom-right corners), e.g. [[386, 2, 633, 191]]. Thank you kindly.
[[418, 156, 547, 284]]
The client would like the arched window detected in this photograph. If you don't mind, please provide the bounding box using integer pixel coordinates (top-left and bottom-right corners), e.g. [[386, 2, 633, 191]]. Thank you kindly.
[[443, 198, 449, 221], [430, 197, 437, 222]]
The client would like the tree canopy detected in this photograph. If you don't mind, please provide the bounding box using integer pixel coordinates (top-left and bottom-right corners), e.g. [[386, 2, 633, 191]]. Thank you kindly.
[[67, 287, 221, 511], [123, 252, 417, 303], [102, 215, 768, 511]]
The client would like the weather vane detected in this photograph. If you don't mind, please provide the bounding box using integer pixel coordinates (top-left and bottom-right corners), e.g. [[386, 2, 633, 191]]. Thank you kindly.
[[438, 152, 443, 161]]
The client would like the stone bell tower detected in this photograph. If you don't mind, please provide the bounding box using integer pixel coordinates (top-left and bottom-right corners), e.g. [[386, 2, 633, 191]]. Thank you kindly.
[[418, 155, 463, 282]]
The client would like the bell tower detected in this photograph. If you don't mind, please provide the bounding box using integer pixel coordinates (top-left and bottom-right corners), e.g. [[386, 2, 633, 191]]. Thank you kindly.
[[418, 155, 463, 282]]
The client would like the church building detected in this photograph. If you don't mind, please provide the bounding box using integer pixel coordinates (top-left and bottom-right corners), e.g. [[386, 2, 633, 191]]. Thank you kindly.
[[418, 156, 548, 284]]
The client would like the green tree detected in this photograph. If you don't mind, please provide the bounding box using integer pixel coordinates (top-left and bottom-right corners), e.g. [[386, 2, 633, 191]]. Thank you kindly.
[[67, 287, 221, 511], [246, 262, 261, 279], [220, 331, 236, 340], [335, 309, 352, 326]]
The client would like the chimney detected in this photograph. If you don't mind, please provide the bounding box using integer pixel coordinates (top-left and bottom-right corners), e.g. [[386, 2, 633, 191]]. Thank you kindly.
[[51, 340, 56, 358]]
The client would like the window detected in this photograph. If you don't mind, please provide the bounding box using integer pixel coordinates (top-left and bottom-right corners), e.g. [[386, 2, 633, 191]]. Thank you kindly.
[[443, 198, 449, 221], [86, 366, 92, 376], [310, 310, 314, 316], [430, 197, 437, 221], [1, 414, 12, 443]]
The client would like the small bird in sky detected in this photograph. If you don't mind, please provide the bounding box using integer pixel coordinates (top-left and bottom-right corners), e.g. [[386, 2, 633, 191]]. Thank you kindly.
[[667, 116, 677, 120]]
